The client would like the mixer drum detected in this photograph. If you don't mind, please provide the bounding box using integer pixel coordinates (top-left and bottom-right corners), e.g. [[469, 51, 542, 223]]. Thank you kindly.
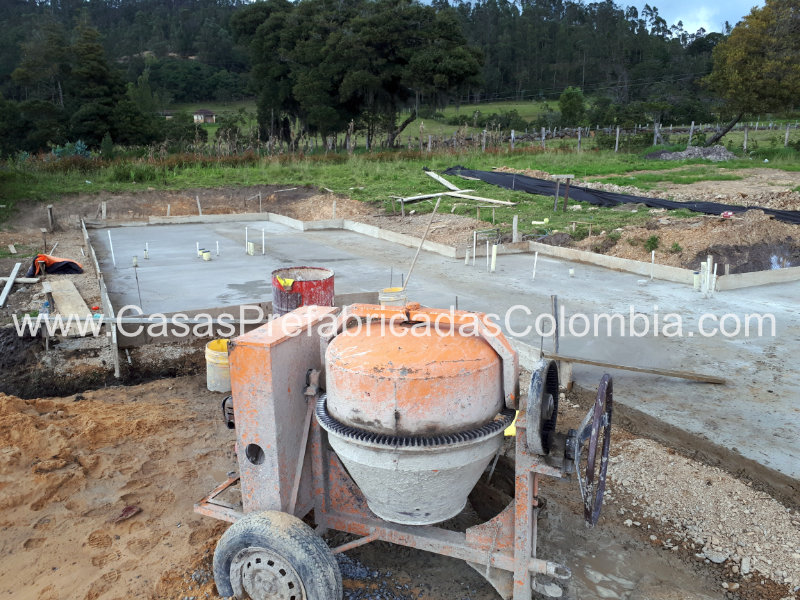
[[318, 320, 514, 525]]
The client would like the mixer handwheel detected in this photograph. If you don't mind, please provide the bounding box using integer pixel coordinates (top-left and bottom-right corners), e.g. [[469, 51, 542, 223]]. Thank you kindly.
[[572, 374, 613, 527], [213, 510, 342, 600]]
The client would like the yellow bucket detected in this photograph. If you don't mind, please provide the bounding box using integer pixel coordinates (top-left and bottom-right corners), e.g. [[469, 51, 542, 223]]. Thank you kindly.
[[205, 338, 231, 392], [379, 286, 407, 307]]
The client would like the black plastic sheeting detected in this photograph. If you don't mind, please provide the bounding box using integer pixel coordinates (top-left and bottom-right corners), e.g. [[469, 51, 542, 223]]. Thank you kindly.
[[442, 166, 800, 225]]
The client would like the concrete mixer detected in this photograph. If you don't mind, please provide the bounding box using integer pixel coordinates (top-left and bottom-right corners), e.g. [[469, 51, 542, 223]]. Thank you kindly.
[[195, 303, 613, 599]]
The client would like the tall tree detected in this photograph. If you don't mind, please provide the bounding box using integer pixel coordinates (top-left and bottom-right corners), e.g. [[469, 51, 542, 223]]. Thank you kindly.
[[704, 0, 800, 145]]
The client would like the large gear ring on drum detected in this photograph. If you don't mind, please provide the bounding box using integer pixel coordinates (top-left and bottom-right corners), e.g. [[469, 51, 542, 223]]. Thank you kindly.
[[572, 374, 613, 526], [526, 359, 560, 455]]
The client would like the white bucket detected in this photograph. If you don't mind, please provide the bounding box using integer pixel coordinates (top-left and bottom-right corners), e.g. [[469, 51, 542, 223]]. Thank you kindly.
[[379, 287, 407, 307], [205, 339, 231, 392]]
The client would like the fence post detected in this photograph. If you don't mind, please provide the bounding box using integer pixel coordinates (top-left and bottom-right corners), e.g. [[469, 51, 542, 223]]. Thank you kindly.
[[510, 129, 515, 151], [614, 126, 620, 153], [688, 121, 695, 146], [577, 127, 582, 151], [541, 127, 546, 149]]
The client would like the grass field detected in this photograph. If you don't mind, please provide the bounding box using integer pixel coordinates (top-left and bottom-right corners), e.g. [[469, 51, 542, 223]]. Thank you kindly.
[[3, 139, 799, 242]]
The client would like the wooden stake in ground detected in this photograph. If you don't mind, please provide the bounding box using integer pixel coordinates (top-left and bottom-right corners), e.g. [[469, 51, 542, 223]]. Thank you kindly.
[[196, 196, 202, 216]]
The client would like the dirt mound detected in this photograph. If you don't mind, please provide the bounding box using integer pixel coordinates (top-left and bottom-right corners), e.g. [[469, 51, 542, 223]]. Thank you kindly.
[[688, 240, 800, 273], [538, 232, 574, 247], [648, 145, 736, 162], [578, 210, 800, 273]]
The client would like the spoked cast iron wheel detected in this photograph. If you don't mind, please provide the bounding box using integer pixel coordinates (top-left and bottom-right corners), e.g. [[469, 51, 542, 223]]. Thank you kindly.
[[213, 510, 342, 600]]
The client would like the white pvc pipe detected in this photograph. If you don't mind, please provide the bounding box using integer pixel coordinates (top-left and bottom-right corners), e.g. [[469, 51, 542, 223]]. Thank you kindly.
[[485, 240, 489, 271], [465, 250, 469, 265], [490, 244, 497, 272], [262, 229, 265, 255], [245, 227, 248, 253], [712, 262, 718, 295], [216, 241, 220, 256], [532, 251, 539, 280], [650, 250, 655, 280], [108, 230, 116, 267]]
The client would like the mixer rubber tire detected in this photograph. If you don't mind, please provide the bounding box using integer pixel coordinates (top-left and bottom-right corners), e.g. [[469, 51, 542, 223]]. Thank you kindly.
[[213, 510, 342, 600]]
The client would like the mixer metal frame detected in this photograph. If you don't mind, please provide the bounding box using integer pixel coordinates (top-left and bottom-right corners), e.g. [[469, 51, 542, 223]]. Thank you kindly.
[[196, 409, 571, 599], [196, 305, 610, 599]]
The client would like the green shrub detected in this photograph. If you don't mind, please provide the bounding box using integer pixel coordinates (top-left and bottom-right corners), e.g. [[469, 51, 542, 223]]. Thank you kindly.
[[670, 242, 682, 253], [644, 235, 660, 252], [108, 162, 158, 182], [607, 231, 621, 242]]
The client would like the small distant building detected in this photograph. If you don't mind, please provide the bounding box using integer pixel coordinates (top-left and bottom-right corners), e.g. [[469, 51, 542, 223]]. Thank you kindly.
[[193, 109, 216, 124]]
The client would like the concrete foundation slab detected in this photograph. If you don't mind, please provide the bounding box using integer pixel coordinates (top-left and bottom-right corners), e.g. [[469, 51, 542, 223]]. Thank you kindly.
[[90, 220, 800, 497]]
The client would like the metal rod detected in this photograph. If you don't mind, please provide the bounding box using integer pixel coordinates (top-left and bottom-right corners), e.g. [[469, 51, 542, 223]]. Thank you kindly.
[[288, 400, 315, 515], [551, 295, 559, 355], [330, 531, 379, 555], [472, 231, 477, 266], [108, 230, 116, 267], [401, 197, 440, 292]]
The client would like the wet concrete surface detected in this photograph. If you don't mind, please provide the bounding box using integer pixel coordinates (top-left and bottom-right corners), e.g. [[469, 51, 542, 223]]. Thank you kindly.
[[90, 221, 800, 491]]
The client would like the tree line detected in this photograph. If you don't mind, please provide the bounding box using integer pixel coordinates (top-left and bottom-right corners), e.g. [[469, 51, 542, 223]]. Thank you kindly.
[[0, 0, 797, 155]]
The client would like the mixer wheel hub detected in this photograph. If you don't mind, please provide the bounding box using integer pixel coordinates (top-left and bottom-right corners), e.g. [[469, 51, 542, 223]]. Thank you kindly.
[[230, 547, 305, 600]]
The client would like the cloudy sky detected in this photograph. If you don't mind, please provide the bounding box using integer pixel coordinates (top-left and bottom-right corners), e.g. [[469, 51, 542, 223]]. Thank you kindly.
[[624, 1, 765, 34]]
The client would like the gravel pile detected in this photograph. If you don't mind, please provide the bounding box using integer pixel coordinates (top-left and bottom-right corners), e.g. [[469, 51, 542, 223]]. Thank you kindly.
[[337, 554, 419, 600], [652, 145, 737, 162], [608, 439, 800, 595]]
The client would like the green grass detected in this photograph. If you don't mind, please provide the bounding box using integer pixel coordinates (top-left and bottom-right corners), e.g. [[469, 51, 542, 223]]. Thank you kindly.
[[0, 148, 709, 238], [0, 243, 37, 259], [3, 138, 799, 240], [442, 100, 558, 120]]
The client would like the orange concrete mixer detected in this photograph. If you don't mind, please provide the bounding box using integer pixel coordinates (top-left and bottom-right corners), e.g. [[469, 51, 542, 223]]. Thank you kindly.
[[196, 303, 613, 600]]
